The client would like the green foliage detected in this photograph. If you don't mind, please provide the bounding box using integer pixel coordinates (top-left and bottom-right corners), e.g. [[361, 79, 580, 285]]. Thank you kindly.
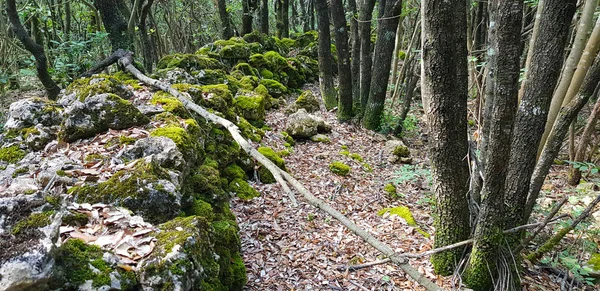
[[379, 110, 418, 137], [329, 161, 350, 176]]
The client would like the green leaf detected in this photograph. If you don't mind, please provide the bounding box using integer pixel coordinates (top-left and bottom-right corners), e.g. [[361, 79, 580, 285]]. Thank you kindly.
[[381, 276, 391, 282]]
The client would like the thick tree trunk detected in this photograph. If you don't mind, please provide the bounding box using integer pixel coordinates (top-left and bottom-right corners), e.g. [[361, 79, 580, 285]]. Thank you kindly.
[[330, 0, 353, 121], [242, 0, 253, 35], [215, 0, 234, 39], [362, 0, 402, 130], [464, 1, 523, 290], [348, 0, 360, 105], [421, 0, 470, 276], [261, 0, 269, 34], [6, 0, 60, 100], [315, 0, 336, 109], [503, 0, 575, 246], [94, 0, 133, 51], [358, 0, 375, 113], [539, 0, 598, 154], [276, 0, 290, 38]]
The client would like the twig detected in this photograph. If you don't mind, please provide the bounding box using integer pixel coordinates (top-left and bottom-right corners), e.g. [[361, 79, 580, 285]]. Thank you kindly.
[[514, 196, 568, 253]]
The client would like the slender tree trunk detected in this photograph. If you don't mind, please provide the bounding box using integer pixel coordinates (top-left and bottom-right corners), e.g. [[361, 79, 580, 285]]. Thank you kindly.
[[215, 0, 234, 39], [518, 0, 544, 102], [362, 0, 402, 130], [330, 0, 353, 121], [315, 0, 336, 109], [358, 0, 375, 113], [503, 0, 575, 248], [539, 0, 598, 155], [276, 0, 289, 38], [94, 0, 133, 51], [261, 0, 269, 34], [464, 1, 523, 290], [422, 0, 470, 276], [242, 0, 253, 35], [568, 91, 600, 185], [6, 0, 60, 99], [348, 0, 360, 105], [139, 0, 156, 73], [64, 0, 71, 41], [308, 0, 315, 30]]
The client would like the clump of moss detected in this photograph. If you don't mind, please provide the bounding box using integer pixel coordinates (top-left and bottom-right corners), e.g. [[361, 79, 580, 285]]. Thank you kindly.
[[62, 211, 89, 226], [260, 68, 274, 79], [340, 150, 350, 156], [51, 239, 136, 289], [151, 92, 190, 118], [377, 206, 429, 238], [310, 134, 330, 143], [393, 145, 410, 158], [119, 135, 136, 145], [281, 132, 295, 146], [191, 198, 215, 221], [236, 117, 264, 142], [186, 165, 228, 205], [223, 164, 247, 181], [384, 183, 397, 196], [349, 153, 363, 162], [588, 254, 600, 271], [277, 149, 291, 157], [12, 210, 55, 235], [234, 91, 266, 122], [229, 178, 260, 200], [84, 153, 106, 162], [295, 90, 319, 112], [157, 54, 223, 70], [150, 125, 203, 162], [260, 79, 287, 97], [329, 161, 350, 176], [0, 145, 25, 164], [66, 74, 133, 101], [257, 147, 286, 184], [12, 167, 28, 178]]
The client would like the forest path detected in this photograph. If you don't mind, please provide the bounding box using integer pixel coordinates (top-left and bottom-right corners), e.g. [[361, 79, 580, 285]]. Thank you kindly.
[[231, 86, 444, 290]]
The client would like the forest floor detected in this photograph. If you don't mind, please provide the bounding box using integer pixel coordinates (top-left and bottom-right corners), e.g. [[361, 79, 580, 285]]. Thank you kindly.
[[231, 85, 598, 290]]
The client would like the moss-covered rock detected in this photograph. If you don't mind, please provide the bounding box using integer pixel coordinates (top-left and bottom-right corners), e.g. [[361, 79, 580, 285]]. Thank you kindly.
[[223, 163, 247, 181], [70, 161, 181, 224], [61, 93, 149, 142], [310, 134, 330, 143], [329, 161, 350, 176], [384, 183, 397, 195], [185, 164, 228, 205], [393, 145, 410, 158], [11, 210, 54, 235], [232, 62, 256, 76], [4, 98, 63, 132], [66, 75, 134, 101], [0, 145, 25, 164], [260, 79, 287, 97], [157, 54, 224, 71], [234, 90, 266, 122], [236, 116, 264, 142], [151, 91, 190, 118], [229, 178, 260, 200], [150, 118, 206, 163], [288, 90, 319, 113], [260, 68, 274, 79], [257, 147, 286, 184], [50, 239, 137, 290], [194, 69, 227, 85], [263, 51, 289, 71]]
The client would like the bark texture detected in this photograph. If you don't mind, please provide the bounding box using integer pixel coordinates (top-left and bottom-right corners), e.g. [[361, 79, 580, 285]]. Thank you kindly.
[[465, 1, 523, 290], [348, 0, 360, 104], [94, 0, 133, 51], [421, 0, 470, 276], [503, 0, 575, 241], [315, 0, 336, 109], [330, 0, 353, 121], [6, 0, 60, 99], [362, 0, 402, 130], [358, 0, 375, 112], [215, 0, 234, 39], [261, 0, 269, 34]]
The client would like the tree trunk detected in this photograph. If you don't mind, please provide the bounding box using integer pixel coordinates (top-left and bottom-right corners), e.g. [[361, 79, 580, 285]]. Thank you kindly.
[[421, 0, 470, 276], [64, 0, 71, 41], [6, 0, 60, 100], [518, 0, 544, 102], [94, 0, 133, 51], [568, 91, 600, 185], [358, 0, 375, 113], [215, 0, 234, 39], [503, 0, 575, 247], [315, 0, 336, 109], [330, 0, 353, 121], [464, 1, 523, 290], [139, 0, 156, 73], [276, 0, 290, 38], [261, 0, 269, 34], [362, 0, 402, 130], [242, 0, 253, 35], [539, 0, 598, 155], [348, 0, 360, 105]]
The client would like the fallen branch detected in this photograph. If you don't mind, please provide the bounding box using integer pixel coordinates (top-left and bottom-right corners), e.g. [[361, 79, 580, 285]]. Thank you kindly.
[[513, 196, 568, 253], [79, 49, 131, 78], [117, 53, 441, 291]]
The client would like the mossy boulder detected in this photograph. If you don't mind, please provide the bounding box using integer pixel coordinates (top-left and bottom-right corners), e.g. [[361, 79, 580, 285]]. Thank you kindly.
[[229, 178, 260, 200], [260, 68, 274, 79], [66, 75, 134, 101], [236, 117, 264, 142], [194, 69, 227, 85], [219, 44, 251, 59], [285, 108, 321, 138], [157, 54, 224, 71], [60, 93, 149, 143], [123, 136, 186, 171], [263, 51, 289, 71], [151, 91, 189, 118], [185, 164, 228, 205], [4, 98, 63, 132], [329, 161, 350, 176], [384, 140, 412, 164], [138, 216, 246, 290], [150, 120, 205, 164], [223, 163, 247, 181], [70, 161, 181, 224], [287, 90, 319, 113], [22, 125, 56, 151], [260, 79, 287, 97], [232, 62, 256, 76], [234, 90, 266, 122], [310, 134, 330, 143], [50, 239, 137, 290], [257, 147, 286, 184]]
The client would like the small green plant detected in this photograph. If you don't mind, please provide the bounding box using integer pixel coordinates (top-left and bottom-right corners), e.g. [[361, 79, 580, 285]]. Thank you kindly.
[[307, 213, 316, 221], [392, 164, 431, 185]]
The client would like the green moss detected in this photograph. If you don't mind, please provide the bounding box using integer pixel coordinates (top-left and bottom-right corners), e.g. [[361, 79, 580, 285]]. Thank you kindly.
[[151, 91, 189, 118], [223, 164, 247, 181], [234, 91, 266, 122], [310, 134, 330, 143], [62, 211, 89, 226], [260, 68, 274, 79], [84, 153, 105, 162], [12, 167, 28, 178], [150, 125, 202, 162], [281, 131, 295, 146], [12, 210, 54, 235], [257, 147, 286, 184], [260, 79, 287, 97], [229, 178, 260, 200], [384, 183, 396, 195], [340, 150, 350, 156], [186, 165, 228, 204], [219, 44, 251, 59], [0, 145, 25, 163], [67, 74, 133, 101], [212, 220, 247, 290], [263, 51, 289, 71], [237, 117, 264, 142], [119, 135, 136, 145], [191, 198, 215, 221], [329, 161, 350, 176], [378, 206, 429, 238], [341, 145, 348, 150], [349, 153, 363, 162], [393, 145, 410, 158], [277, 149, 291, 157], [526, 228, 571, 263], [157, 54, 223, 70], [152, 112, 181, 126], [295, 90, 319, 112], [589, 253, 600, 270], [233, 63, 256, 76]]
